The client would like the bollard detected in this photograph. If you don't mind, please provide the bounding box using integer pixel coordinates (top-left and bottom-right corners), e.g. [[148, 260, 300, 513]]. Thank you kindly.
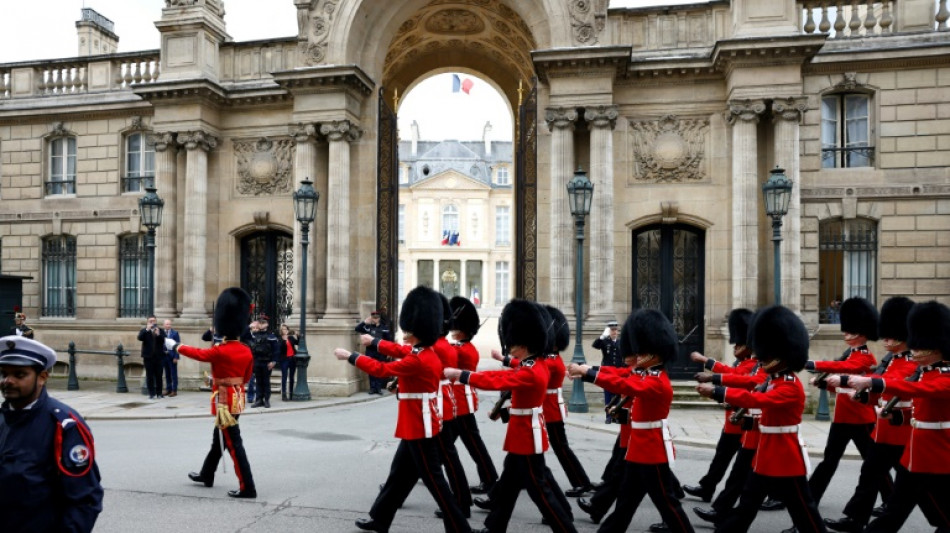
[[115, 343, 129, 393], [815, 387, 830, 421], [67, 342, 80, 391]]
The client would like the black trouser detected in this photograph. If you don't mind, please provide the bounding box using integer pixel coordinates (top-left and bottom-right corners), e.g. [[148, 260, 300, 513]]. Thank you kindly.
[[280, 357, 296, 397], [143, 356, 164, 397], [865, 466, 950, 532], [482, 453, 576, 533], [809, 422, 877, 503], [586, 437, 626, 519], [438, 419, 472, 513], [370, 438, 471, 533], [199, 416, 255, 493], [368, 353, 388, 392], [455, 413, 498, 487], [712, 446, 756, 513], [715, 473, 826, 533], [697, 431, 741, 493], [253, 362, 272, 401], [599, 461, 694, 533], [547, 420, 591, 489], [840, 441, 903, 526]]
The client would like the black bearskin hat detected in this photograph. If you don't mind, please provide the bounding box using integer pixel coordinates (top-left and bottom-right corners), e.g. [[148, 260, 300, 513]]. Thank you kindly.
[[906, 301, 950, 359], [439, 293, 452, 336], [449, 296, 480, 338], [878, 296, 915, 342], [535, 303, 555, 354], [214, 287, 251, 340], [728, 308, 754, 346], [545, 305, 571, 353], [399, 286, 443, 347], [840, 297, 880, 341], [499, 299, 549, 357], [749, 305, 809, 371], [620, 309, 678, 363]]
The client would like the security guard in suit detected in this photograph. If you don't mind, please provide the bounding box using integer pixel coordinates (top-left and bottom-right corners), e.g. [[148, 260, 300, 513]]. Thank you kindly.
[[0, 336, 104, 532]]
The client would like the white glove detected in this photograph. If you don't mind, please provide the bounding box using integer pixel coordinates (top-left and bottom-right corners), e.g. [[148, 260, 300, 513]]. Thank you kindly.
[[601, 327, 611, 339], [164, 338, 178, 352]]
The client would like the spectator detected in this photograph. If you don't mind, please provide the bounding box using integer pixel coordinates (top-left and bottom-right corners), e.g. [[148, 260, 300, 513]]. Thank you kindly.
[[592, 320, 621, 423], [279, 324, 298, 401], [355, 310, 393, 394], [9, 311, 34, 338], [162, 319, 181, 397], [137, 315, 166, 400]]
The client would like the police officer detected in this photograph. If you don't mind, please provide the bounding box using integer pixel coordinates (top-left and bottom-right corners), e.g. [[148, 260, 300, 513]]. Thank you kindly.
[[355, 310, 393, 394], [592, 320, 621, 423], [0, 336, 104, 532], [249, 316, 279, 408], [9, 310, 34, 338]]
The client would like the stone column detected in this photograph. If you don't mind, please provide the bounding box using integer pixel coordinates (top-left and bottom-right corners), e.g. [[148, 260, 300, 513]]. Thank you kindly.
[[291, 123, 318, 322], [726, 100, 765, 309], [544, 107, 578, 311], [773, 97, 808, 312], [151, 132, 178, 317], [178, 130, 217, 320], [320, 120, 362, 319], [585, 105, 619, 323]]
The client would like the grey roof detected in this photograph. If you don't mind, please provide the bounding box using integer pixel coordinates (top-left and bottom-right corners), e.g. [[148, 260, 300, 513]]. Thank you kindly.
[[398, 139, 513, 187]]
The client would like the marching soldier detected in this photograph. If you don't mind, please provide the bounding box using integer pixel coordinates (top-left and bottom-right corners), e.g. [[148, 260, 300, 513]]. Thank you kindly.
[[167, 288, 257, 498], [822, 296, 917, 532], [445, 299, 577, 533], [336, 285, 471, 533], [568, 309, 695, 533], [9, 310, 34, 338], [682, 308, 754, 503], [0, 336, 103, 532], [849, 300, 950, 532], [697, 306, 827, 533]]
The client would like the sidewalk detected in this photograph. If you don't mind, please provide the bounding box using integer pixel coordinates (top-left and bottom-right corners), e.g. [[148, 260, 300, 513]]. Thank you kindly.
[[46, 378, 855, 459]]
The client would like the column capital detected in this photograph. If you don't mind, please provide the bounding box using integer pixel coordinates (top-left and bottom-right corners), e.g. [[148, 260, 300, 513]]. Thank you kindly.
[[292, 122, 319, 143], [544, 107, 578, 132], [772, 97, 809, 124], [178, 130, 218, 151], [584, 105, 619, 130], [726, 99, 767, 125], [320, 120, 362, 142], [149, 131, 177, 152]]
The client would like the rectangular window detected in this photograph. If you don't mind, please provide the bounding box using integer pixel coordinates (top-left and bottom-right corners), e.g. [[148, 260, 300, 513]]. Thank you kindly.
[[818, 219, 878, 324], [118, 234, 150, 317], [466, 260, 482, 307], [42, 236, 77, 317], [496, 165, 510, 185], [399, 165, 409, 184], [417, 259, 434, 289], [495, 206, 511, 246], [440, 260, 461, 298], [821, 94, 872, 168], [398, 204, 406, 244], [124, 133, 155, 192], [48, 137, 76, 195], [397, 260, 405, 311], [495, 261, 510, 306]]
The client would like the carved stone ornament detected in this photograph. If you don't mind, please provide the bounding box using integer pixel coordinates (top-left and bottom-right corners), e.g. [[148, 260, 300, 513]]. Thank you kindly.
[[569, 0, 608, 45], [544, 107, 578, 131], [835, 72, 861, 91], [49, 122, 72, 137], [178, 130, 218, 152], [584, 105, 619, 130], [772, 97, 809, 123], [726, 100, 767, 125], [320, 120, 362, 143], [426, 9, 485, 34], [164, 0, 224, 17], [148, 132, 177, 152], [629, 115, 709, 183], [234, 137, 295, 197], [299, 0, 338, 65]]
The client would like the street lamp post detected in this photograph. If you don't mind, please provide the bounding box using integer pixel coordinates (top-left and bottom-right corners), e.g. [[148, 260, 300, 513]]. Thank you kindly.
[[292, 178, 319, 401], [761, 166, 792, 306], [566, 166, 593, 414], [138, 186, 164, 316]]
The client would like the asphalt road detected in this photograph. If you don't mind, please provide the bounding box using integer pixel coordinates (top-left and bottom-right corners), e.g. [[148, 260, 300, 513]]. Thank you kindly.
[[90, 394, 930, 532]]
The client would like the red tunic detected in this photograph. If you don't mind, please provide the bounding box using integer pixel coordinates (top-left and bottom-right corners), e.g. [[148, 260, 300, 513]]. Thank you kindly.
[[723, 373, 808, 477], [709, 358, 758, 435], [464, 357, 550, 455], [721, 365, 769, 450], [598, 366, 634, 446], [177, 341, 253, 415], [354, 347, 443, 440], [866, 352, 917, 446], [454, 341, 480, 415], [594, 366, 674, 465], [542, 354, 568, 422], [814, 347, 877, 425], [876, 365, 950, 474]]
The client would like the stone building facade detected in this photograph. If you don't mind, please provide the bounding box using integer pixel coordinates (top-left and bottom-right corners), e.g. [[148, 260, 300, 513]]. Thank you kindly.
[[1, 0, 948, 395]]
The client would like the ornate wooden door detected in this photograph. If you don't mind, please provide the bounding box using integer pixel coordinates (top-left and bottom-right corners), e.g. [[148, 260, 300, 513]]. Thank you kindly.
[[515, 79, 538, 299], [376, 87, 399, 325], [241, 231, 294, 331]]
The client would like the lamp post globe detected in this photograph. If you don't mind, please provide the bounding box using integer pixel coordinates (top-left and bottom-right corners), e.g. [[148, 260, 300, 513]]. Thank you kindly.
[[292, 178, 319, 401], [566, 166, 593, 413]]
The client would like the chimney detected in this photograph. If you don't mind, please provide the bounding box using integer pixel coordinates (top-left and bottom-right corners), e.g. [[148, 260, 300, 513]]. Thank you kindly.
[[483, 121, 492, 157], [411, 120, 420, 156], [76, 8, 119, 56]]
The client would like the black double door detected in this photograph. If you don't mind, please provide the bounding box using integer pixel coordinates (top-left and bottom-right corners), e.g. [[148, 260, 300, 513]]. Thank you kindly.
[[240, 231, 294, 332], [632, 224, 705, 379]]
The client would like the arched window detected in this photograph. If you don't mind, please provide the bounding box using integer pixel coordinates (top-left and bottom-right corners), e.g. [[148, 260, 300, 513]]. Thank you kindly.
[[42, 235, 76, 317], [819, 218, 878, 323], [118, 234, 149, 317]]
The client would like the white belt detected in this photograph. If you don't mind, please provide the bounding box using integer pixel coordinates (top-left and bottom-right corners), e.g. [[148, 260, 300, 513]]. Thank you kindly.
[[464, 384, 475, 413], [748, 409, 762, 416], [630, 419, 675, 468], [547, 387, 567, 419], [760, 424, 811, 473], [879, 399, 912, 409], [437, 379, 456, 419], [836, 388, 856, 395], [398, 391, 438, 438], [509, 406, 545, 454], [912, 419, 950, 430]]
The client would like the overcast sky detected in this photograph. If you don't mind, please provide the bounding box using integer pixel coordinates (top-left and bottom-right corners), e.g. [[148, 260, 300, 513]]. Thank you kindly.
[[0, 0, 708, 142]]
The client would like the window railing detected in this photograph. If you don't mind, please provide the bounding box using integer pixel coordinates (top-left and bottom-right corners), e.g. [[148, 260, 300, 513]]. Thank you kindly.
[[45, 179, 76, 196], [821, 146, 876, 168], [818, 221, 878, 324], [122, 175, 154, 193]]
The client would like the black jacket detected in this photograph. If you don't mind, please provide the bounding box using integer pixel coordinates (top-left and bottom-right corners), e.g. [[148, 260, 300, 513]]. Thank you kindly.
[[137, 326, 166, 359], [592, 335, 622, 367]]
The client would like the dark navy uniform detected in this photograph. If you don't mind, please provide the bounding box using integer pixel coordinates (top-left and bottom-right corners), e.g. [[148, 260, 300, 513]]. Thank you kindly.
[[356, 313, 393, 394]]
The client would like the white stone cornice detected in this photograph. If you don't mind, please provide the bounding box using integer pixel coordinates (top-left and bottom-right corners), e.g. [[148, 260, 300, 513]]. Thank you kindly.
[[178, 130, 218, 151], [544, 107, 578, 132], [584, 105, 619, 130], [149, 132, 177, 152], [772, 97, 809, 124], [320, 120, 362, 142], [726, 100, 766, 125]]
